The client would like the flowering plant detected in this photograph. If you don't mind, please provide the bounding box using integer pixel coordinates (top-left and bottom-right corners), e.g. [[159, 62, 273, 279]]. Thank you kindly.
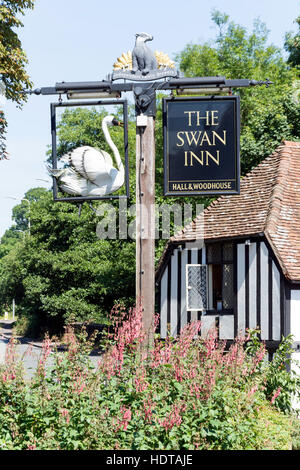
[[0, 305, 297, 450]]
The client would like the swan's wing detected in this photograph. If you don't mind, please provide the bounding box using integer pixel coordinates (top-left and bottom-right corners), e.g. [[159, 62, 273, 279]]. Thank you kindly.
[[83, 149, 116, 183], [48, 165, 89, 196], [51, 143, 124, 196], [61, 146, 94, 179], [99, 149, 114, 170], [62, 146, 116, 184], [49, 165, 124, 197]]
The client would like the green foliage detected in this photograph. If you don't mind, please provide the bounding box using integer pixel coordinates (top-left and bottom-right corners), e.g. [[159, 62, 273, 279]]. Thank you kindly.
[[176, 11, 300, 175], [291, 416, 300, 450], [13, 314, 36, 337], [245, 329, 300, 415], [0, 190, 136, 334], [0, 227, 24, 259], [252, 404, 292, 450], [0, 311, 296, 450], [0, 0, 35, 159], [12, 187, 47, 231], [1, 104, 140, 333], [265, 336, 300, 414], [0, 0, 34, 103], [285, 16, 300, 66]]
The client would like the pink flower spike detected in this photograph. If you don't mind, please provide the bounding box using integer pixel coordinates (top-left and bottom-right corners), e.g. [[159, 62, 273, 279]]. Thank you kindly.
[[271, 387, 281, 404]]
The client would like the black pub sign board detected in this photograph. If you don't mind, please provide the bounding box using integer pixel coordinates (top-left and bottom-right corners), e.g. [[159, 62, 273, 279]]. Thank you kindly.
[[163, 96, 240, 196]]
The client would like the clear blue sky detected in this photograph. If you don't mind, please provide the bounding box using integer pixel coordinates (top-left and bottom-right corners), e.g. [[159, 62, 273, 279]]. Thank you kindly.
[[1, 0, 299, 237]]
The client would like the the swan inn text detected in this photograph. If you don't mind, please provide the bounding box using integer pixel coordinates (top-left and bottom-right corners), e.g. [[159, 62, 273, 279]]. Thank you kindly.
[[176, 110, 226, 168]]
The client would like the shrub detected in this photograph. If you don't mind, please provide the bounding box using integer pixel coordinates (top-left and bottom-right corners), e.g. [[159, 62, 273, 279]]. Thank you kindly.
[[13, 313, 41, 338], [291, 417, 300, 450], [0, 306, 297, 450]]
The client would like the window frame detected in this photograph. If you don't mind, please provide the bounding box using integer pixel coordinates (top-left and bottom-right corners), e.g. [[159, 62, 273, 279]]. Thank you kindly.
[[186, 263, 208, 312], [206, 242, 235, 315]]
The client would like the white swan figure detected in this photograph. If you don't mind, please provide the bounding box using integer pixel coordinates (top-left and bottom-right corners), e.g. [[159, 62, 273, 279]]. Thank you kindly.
[[49, 115, 125, 197]]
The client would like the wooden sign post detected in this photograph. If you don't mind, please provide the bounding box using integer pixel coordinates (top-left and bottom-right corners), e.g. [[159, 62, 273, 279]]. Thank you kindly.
[[136, 115, 156, 345]]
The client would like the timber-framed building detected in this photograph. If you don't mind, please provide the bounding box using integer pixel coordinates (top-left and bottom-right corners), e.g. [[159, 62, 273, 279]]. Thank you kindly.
[[156, 141, 300, 363]]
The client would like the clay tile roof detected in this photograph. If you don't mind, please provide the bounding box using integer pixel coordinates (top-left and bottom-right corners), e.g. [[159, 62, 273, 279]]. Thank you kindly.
[[158, 141, 300, 282]]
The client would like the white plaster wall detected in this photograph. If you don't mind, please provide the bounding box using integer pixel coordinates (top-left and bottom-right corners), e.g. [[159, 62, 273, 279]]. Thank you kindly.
[[237, 244, 246, 335], [248, 243, 257, 330], [291, 290, 300, 341], [291, 290, 300, 412], [170, 250, 178, 337], [160, 268, 168, 338], [260, 242, 269, 340]]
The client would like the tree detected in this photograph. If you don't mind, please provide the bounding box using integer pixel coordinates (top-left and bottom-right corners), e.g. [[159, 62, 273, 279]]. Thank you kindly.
[[0, 188, 47, 261], [11, 187, 47, 231], [285, 16, 300, 66], [0, 187, 136, 335], [0, 105, 138, 334], [176, 11, 300, 174], [0, 0, 35, 160], [0, 226, 24, 259]]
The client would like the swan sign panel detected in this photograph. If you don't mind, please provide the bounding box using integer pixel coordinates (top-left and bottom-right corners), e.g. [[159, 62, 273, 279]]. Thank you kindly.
[[50, 100, 129, 202], [163, 96, 240, 196]]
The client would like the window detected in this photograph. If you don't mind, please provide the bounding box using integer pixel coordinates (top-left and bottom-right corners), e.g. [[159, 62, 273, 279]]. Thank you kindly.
[[207, 243, 234, 311], [186, 243, 234, 313], [186, 264, 208, 311]]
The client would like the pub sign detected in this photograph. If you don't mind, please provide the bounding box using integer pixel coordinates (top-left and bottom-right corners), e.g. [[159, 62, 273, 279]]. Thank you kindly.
[[163, 96, 240, 196]]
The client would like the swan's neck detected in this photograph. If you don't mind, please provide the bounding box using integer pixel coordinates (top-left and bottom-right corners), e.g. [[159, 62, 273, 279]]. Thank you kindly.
[[102, 121, 124, 173]]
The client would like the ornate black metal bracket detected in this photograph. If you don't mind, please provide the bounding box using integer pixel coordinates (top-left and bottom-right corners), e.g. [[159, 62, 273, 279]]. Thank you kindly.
[[133, 84, 156, 117], [29, 77, 273, 118]]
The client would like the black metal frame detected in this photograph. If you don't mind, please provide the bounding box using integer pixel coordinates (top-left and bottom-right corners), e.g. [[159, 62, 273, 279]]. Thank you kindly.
[[32, 77, 272, 98], [50, 99, 130, 202], [31, 76, 271, 117], [162, 95, 241, 197]]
